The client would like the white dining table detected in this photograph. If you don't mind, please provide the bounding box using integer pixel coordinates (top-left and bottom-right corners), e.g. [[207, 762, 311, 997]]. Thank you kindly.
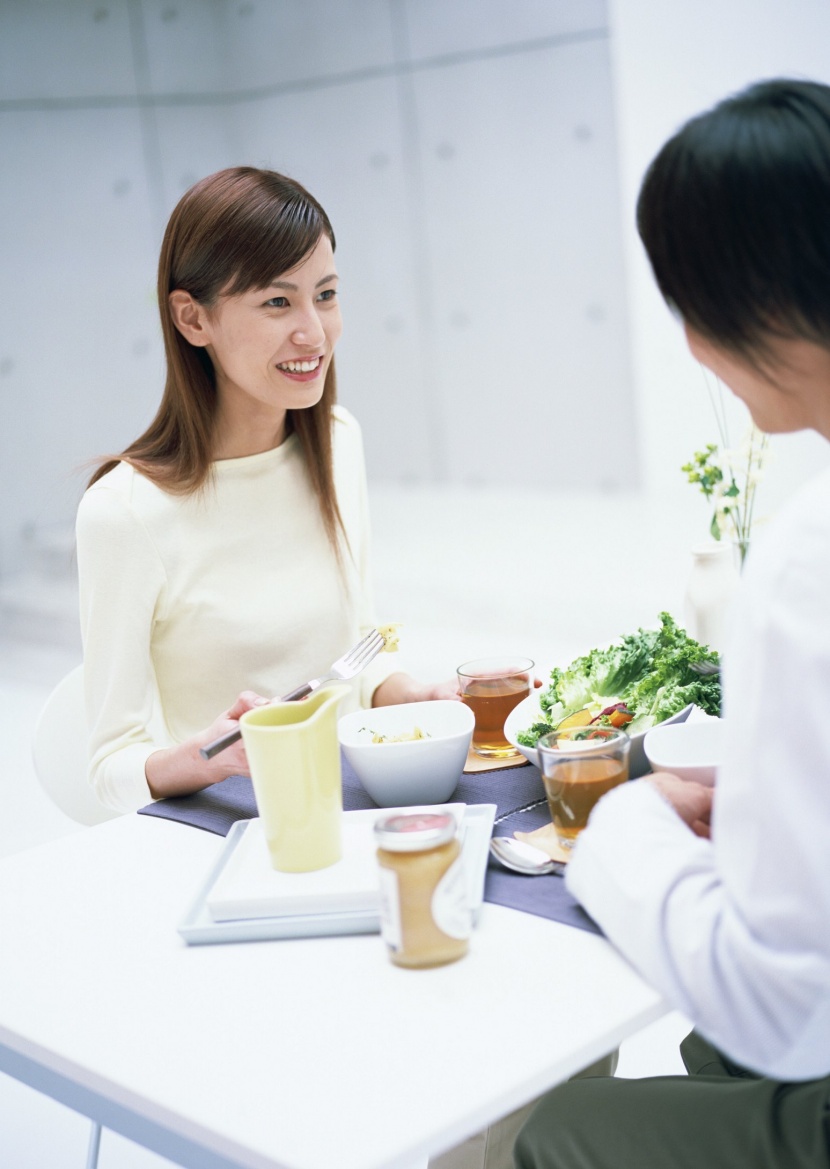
[[0, 813, 667, 1169]]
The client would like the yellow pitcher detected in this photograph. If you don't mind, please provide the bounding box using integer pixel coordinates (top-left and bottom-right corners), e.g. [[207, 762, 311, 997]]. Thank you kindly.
[[239, 682, 351, 872]]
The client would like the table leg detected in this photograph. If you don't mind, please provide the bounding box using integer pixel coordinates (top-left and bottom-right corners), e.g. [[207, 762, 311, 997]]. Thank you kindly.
[[86, 1120, 102, 1169]]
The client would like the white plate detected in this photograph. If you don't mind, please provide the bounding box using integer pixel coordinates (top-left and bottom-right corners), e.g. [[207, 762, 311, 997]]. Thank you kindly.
[[503, 694, 694, 779], [178, 802, 497, 946]]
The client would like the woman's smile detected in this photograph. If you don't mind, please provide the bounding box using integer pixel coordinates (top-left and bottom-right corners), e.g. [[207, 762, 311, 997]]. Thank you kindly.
[[275, 354, 325, 381]]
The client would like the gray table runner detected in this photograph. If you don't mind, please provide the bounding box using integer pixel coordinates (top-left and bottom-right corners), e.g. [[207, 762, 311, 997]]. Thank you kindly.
[[138, 757, 599, 936]]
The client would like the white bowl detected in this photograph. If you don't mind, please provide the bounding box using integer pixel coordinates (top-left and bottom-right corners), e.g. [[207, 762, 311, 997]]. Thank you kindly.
[[643, 719, 723, 785], [503, 694, 694, 778], [338, 700, 475, 807]]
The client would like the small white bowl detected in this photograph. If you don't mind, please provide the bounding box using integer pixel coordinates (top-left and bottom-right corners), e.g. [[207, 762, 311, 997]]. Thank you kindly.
[[338, 700, 474, 807], [643, 719, 724, 785]]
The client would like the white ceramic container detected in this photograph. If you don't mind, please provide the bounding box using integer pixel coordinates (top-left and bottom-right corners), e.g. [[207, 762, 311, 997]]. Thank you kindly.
[[643, 718, 724, 785], [683, 542, 740, 652], [338, 700, 475, 807]]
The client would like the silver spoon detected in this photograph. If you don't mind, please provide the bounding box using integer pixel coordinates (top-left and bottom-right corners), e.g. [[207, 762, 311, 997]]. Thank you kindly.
[[489, 836, 565, 876]]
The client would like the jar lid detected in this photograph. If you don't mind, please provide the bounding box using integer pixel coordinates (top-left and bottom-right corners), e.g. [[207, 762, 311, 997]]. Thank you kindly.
[[374, 812, 457, 852]]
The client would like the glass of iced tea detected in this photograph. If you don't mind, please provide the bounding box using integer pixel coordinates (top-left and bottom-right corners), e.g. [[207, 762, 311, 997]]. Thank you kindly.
[[537, 726, 630, 849], [456, 657, 534, 758]]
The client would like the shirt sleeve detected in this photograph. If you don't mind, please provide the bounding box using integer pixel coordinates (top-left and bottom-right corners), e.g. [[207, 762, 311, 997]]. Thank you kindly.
[[332, 408, 398, 707], [75, 483, 166, 812], [565, 524, 830, 1081]]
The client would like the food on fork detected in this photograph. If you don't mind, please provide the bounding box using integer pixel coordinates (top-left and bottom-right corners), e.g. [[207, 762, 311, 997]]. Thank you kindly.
[[378, 624, 402, 652]]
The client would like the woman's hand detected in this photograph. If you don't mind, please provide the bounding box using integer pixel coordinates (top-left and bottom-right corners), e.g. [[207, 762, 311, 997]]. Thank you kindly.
[[372, 672, 460, 706], [372, 672, 543, 706], [197, 691, 272, 779], [145, 690, 270, 799], [644, 771, 713, 838]]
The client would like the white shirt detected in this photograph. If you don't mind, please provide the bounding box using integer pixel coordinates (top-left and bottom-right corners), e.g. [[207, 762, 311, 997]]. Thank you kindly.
[[76, 406, 395, 813], [566, 466, 830, 1080]]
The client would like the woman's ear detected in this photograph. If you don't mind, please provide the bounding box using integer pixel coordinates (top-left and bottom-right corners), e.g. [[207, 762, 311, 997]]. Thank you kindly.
[[168, 290, 212, 347]]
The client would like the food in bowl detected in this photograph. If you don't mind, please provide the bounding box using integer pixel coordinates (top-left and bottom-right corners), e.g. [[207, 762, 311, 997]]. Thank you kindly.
[[504, 694, 692, 779], [516, 612, 720, 747], [365, 727, 430, 744], [643, 718, 723, 785], [338, 700, 474, 807]]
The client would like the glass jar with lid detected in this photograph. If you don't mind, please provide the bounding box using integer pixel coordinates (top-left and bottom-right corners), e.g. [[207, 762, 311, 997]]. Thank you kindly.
[[374, 812, 471, 968]]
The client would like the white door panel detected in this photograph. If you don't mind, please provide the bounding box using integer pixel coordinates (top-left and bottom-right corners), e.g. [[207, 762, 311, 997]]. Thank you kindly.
[[412, 36, 637, 488], [403, 0, 608, 60], [230, 77, 433, 482], [0, 0, 135, 101], [0, 106, 160, 543]]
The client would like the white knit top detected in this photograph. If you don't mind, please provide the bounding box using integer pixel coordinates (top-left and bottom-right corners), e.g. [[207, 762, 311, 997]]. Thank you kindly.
[[76, 406, 394, 812]]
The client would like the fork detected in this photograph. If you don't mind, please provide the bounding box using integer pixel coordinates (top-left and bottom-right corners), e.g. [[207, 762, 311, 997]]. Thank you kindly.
[[688, 660, 720, 676], [199, 628, 386, 760]]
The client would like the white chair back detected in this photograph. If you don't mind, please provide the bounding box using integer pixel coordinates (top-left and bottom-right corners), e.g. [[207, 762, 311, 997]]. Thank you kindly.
[[32, 664, 121, 826]]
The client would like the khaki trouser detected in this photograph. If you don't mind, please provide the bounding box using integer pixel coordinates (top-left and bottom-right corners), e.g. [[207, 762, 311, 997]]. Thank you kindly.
[[428, 1050, 619, 1169]]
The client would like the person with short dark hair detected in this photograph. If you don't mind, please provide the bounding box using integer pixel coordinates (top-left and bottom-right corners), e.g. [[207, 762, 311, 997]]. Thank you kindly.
[[515, 78, 830, 1169]]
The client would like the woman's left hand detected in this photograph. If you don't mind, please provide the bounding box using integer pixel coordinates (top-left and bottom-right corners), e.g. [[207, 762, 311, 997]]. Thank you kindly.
[[372, 672, 459, 706], [372, 672, 543, 706], [415, 678, 462, 701]]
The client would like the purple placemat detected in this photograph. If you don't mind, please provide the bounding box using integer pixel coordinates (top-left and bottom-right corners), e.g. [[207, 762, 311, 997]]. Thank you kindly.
[[136, 757, 545, 834], [138, 756, 599, 934], [483, 801, 600, 936]]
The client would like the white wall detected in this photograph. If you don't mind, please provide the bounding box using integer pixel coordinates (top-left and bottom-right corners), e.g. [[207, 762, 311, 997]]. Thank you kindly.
[[608, 0, 830, 523], [0, 0, 635, 577], [5, 0, 830, 584]]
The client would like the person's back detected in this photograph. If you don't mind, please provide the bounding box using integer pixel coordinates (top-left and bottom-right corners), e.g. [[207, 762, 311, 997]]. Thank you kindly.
[[516, 77, 830, 1169]]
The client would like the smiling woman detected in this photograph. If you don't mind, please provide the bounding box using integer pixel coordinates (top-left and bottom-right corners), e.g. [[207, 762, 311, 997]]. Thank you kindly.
[[76, 167, 455, 813]]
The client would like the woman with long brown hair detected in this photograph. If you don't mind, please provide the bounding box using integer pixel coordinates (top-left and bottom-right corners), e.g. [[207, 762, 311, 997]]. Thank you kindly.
[[77, 166, 453, 813]]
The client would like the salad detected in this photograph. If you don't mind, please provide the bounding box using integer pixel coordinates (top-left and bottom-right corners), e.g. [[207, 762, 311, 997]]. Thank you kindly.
[[517, 612, 721, 746]]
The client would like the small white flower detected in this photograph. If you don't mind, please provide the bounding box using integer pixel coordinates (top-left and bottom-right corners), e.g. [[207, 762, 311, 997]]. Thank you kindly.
[[682, 414, 769, 555]]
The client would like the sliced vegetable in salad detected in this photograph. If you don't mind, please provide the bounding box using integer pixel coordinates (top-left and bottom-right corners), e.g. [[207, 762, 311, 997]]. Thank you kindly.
[[517, 612, 720, 747], [358, 726, 431, 744]]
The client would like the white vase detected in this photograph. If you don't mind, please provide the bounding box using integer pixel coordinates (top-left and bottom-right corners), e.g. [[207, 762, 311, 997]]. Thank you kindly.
[[683, 541, 740, 651]]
